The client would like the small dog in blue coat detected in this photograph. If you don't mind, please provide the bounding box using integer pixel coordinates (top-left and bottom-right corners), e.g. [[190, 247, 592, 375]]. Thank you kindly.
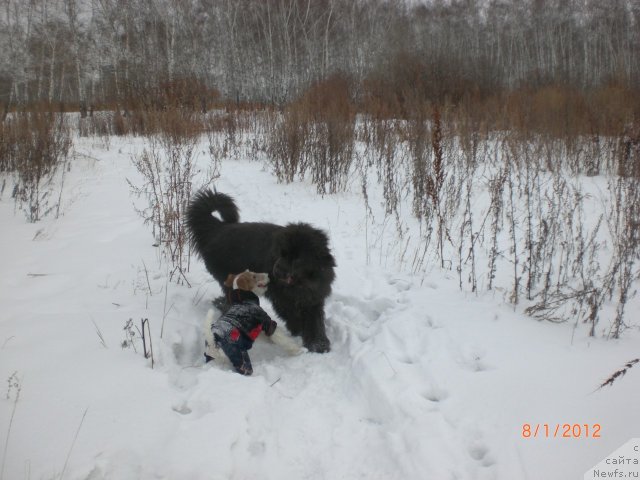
[[204, 270, 279, 375]]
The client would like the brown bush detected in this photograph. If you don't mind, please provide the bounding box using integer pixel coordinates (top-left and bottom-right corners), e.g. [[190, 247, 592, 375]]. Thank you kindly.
[[267, 75, 356, 194], [589, 84, 639, 136], [4, 111, 72, 221]]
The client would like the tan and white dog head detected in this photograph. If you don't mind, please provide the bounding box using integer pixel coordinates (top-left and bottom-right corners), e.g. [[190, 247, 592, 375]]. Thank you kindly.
[[223, 270, 270, 296]]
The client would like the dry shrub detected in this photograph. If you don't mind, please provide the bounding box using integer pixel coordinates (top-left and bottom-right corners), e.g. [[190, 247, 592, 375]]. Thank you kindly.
[[268, 75, 356, 194], [0, 119, 14, 173], [618, 123, 640, 178], [360, 51, 479, 120], [129, 106, 217, 285], [302, 75, 356, 194], [360, 76, 402, 121], [155, 78, 219, 113], [589, 84, 638, 135], [360, 53, 429, 121], [152, 108, 204, 143], [107, 105, 206, 139], [2, 111, 72, 221], [406, 104, 432, 219], [267, 107, 308, 184], [105, 77, 218, 138], [529, 86, 586, 137], [204, 108, 265, 158], [130, 140, 210, 285], [112, 110, 127, 136], [498, 84, 640, 140], [125, 78, 219, 115]]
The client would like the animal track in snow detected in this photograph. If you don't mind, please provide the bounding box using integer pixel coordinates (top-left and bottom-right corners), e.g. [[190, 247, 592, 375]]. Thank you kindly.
[[171, 402, 192, 415], [425, 315, 443, 329], [387, 276, 412, 292], [248, 440, 266, 456], [468, 443, 495, 467], [421, 387, 449, 403], [454, 344, 493, 372]]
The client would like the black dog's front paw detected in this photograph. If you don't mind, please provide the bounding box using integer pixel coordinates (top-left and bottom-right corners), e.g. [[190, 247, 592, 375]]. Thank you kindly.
[[304, 336, 331, 353]]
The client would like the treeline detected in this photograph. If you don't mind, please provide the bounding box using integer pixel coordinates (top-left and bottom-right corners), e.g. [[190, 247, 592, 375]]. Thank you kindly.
[[1, 0, 639, 112]]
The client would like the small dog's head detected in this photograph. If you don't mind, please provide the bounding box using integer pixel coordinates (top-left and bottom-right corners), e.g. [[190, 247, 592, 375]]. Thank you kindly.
[[224, 270, 270, 296]]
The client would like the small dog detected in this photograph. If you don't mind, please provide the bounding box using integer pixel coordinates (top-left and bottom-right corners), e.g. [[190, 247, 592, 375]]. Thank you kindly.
[[204, 270, 303, 375]]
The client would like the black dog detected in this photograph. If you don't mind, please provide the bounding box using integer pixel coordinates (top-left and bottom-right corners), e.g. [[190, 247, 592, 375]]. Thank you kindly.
[[186, 190, 336, 353]]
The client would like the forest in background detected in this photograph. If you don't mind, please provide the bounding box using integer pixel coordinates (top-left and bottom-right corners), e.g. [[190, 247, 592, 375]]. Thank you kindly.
[[0, 0, 639, 113]]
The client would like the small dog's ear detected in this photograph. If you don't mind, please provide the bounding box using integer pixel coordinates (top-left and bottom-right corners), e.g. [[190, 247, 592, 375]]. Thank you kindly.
[[223, 274, 235, 288]]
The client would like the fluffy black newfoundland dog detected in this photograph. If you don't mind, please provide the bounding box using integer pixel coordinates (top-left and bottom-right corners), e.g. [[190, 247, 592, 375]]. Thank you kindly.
[[186, 190, 335, 353]]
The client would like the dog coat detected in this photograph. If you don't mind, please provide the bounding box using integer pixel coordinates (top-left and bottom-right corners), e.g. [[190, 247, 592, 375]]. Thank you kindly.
[[211, 289, 277, 375]]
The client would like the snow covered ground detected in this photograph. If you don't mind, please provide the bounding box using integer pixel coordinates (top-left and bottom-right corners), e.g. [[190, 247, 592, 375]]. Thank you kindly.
[[1, 135, 639, 480]]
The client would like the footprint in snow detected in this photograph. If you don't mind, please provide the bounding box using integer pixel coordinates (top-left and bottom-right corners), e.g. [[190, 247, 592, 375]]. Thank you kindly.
[[171, 402, 193, 415], [468, 443, 496, 467], [455, 345, 493, 373], [387, 276, 412, 292], [420, 386, 449, 403], [248, 440, 266, 456], [425, 315, 442, 329], [328, 294, 397, 327]]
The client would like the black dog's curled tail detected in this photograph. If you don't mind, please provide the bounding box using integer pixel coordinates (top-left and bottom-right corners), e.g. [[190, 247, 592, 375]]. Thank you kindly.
[[185, 190, 239, 253]]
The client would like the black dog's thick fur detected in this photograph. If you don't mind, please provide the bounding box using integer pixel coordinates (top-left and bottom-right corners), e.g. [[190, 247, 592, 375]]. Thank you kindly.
[[186, 190, 336, 353]]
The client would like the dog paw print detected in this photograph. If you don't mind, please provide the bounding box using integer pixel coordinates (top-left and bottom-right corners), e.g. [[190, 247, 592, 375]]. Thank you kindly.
[[387, 276, 412, 292], [420, 387, 449, 403], [468, 443, 495, 468], [171, 402, 192, 415], [248, 440, 266, 456], [458, 347, 492, 373], [425, 315, 442, 329]]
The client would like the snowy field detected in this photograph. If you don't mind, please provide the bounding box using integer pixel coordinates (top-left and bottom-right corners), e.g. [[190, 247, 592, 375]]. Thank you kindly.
[[1, 134, 639, 480]]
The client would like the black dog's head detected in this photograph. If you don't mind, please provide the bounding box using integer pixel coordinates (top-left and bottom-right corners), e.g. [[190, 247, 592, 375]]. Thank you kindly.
[[271, 223, 336, 291]]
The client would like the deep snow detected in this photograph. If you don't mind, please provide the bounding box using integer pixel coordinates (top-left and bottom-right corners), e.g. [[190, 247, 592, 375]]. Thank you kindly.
[[1, 135, 639, 480]]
